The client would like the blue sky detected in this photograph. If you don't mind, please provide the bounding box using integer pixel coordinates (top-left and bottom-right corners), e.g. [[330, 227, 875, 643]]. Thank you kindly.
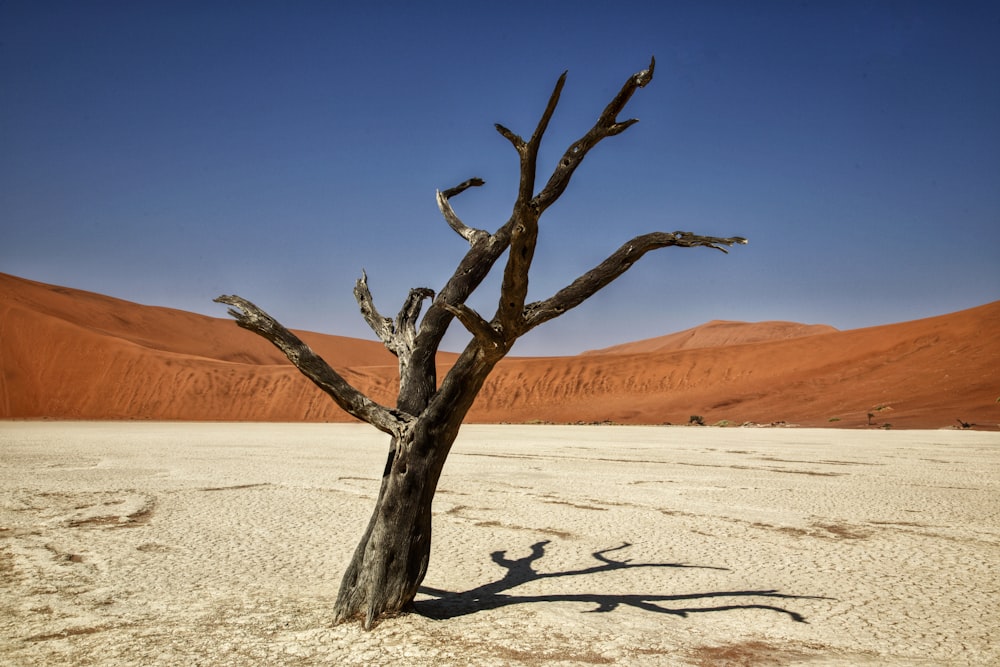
[[2, 1, 998, 356]]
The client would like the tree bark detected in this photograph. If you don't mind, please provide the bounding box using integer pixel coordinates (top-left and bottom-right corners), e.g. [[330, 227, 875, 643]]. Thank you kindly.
[[332, 430, 442, 628], [334, 343, 504, 628]]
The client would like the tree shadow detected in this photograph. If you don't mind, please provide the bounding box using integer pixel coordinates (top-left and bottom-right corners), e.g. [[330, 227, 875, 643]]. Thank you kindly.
[[416, 541, 827, 623]]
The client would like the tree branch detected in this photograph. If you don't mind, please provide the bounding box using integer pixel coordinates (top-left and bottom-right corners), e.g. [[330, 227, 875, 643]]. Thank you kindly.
[[533, 57, 655, 214], [440, 302, 504, 350], [493, 72, 568, 336], [518, 71, 567, 206], [415, 62, 656, 353], [440, 177, 486, 200], [496, 212, 538, 339], [400, 60, 702, 413], [494, 123, 525, 151], [522, 231, 747, 331], [490, 62, 653, 336], [531, 71, 567, 146], [395, 287, 435, 346], [354, 270, 394, 346], [353, 271, 434, 359], [213, 294, 413, 437], [437, 178, 488, 245]]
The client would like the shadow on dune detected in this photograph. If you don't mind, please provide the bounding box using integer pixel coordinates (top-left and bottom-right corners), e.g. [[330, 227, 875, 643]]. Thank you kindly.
[[416, 541, 826, 622]]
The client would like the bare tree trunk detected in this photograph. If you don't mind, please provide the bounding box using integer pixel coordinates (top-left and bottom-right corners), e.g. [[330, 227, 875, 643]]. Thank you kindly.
[[332, 435, 441, 628], [333, 343, 503, 627], [216, 59, 747, 629]]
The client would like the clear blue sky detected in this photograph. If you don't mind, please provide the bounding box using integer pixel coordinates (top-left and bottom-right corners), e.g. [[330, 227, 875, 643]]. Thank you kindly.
[[3, 1, 998, 356]]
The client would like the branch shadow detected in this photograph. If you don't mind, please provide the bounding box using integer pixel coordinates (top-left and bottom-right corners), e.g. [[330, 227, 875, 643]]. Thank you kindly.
[[416, 541, 828, 623]]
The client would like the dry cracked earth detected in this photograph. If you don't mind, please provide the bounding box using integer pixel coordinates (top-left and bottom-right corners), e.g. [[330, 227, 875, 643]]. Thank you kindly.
[[1, 422, 998, 666]]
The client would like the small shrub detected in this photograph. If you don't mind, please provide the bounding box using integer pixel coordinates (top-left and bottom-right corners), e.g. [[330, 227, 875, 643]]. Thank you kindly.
[[689, 415, 705, 426]]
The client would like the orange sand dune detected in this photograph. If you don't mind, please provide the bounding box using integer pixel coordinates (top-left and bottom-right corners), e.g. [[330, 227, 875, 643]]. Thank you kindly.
[[2, 272, 997, 429], [470, 301, 999, 428], [583, 320, 837, 355], [0, 273, 400, 420]]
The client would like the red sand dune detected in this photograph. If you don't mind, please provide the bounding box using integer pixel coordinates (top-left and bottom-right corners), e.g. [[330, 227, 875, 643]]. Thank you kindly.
[[2, 272, 998, 429], [583, 320, 838, 355]]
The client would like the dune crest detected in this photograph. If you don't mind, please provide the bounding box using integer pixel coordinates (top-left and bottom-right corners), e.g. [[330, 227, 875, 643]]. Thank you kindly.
[[584, 320, 838, 355], [2, 272, 997, 429]]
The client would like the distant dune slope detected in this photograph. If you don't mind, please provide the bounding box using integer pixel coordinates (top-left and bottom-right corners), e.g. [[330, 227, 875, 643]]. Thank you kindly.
[[470, 301, 999, 428], [0, 273, 399, 420], [2, 272, 998, 428], [583, 320, 838, 355]]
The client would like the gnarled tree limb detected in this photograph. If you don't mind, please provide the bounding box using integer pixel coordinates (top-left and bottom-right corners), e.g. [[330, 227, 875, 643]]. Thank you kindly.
[[354, 271, 434, 361], [494, 72, 567, 337], [395, 287, 435, 344], [213, 294, 413, 437], [437, 178, 488, 245], [493, 62, 656, 339], [407, 61, 662, 394], [521, 231, 747, 332], [354, 270, 394, 347], [496, 210, 538, 339]]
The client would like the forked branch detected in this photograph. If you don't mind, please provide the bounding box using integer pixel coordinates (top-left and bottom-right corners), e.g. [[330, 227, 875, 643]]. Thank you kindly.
[[491, 61, 656, 340], [213, 294, 413, 437], [354, 271, 434, 359], [496, 71, 567, 207], [395, 287, 435, 343], [493, 72, 568, 336], [533, 57, 656, 213], [411, 60, 661, 363]]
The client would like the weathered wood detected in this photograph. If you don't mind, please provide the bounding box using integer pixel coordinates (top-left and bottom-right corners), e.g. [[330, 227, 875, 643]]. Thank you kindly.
[[522, 232, 748, 333], [437, 178, 488, 244], [332, 426, 440, 628], [440, 301, 503, 350], [533, 57, 654, 214], [217, 59, 746, 628], [212, 294, 412, 438]]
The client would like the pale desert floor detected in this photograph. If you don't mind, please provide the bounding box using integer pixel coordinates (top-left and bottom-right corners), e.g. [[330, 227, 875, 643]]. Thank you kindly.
[[1, 423, 998, 666]]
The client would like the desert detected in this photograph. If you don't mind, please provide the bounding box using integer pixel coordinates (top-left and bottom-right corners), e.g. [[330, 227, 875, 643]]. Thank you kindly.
[[2, 273, 998, 429], [2, 272, 1000, 664], [1, 422, 998, 666], [5, 3, 999, 664]]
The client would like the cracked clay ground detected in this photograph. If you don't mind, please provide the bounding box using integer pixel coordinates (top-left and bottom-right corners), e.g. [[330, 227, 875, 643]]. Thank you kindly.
[[1, 422, 998, 665]]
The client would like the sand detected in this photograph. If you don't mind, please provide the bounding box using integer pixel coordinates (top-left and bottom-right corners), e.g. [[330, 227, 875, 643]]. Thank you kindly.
[[4, 272, 1000, 429], [2, 422, 998, 666]]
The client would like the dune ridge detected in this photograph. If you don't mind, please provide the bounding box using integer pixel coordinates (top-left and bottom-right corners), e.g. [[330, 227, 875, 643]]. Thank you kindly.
[[583, 320, 838, 355], [2, 272, 997, 428]]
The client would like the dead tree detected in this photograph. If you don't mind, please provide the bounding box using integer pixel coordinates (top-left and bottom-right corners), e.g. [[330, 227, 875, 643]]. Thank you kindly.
[[215, 58, 746, 629]]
